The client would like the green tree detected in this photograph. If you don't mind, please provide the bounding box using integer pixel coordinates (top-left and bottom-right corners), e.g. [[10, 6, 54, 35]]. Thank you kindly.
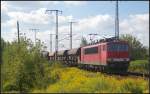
[[80, 37, 88, 47], [120, 34, 148, 60], [145, 47, 149, 60], [1, 37, 52, 93]]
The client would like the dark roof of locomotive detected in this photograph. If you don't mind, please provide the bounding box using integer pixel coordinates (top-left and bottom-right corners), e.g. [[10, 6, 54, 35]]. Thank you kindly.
[[83, 39, 128, 49]]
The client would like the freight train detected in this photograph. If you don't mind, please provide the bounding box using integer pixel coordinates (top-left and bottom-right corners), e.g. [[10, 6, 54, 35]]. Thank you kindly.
[[47, 37, 130, 72]]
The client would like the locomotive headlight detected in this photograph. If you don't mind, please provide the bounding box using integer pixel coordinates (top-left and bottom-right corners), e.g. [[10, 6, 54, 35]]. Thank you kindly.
[[107, 58, 112, 62], [126, 58, 130, 61]]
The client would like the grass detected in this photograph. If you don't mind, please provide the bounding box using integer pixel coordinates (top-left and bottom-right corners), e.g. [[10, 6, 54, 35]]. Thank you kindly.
[[128, 60, 149, 74], [32, 62, 149, 93]]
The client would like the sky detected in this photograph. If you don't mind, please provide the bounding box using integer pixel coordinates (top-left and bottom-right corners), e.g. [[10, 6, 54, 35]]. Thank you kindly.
[[1, 1, 149, 52]]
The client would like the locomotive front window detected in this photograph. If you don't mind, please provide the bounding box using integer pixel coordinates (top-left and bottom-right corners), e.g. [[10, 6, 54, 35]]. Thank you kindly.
[[119, 44, 128, 51], [108, 43, 128, 51], [84, 47, 98, 54]]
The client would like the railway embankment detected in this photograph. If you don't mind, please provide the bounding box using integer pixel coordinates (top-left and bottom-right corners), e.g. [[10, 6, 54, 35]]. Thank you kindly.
[[32, 61, 149, 93]]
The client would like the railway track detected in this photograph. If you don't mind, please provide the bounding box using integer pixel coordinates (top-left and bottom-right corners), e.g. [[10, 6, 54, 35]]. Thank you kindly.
[[126, 72, 149, 78], [77, 66, 149, 78], [101, 72, 149, 78], [58, 61, 149, 78]]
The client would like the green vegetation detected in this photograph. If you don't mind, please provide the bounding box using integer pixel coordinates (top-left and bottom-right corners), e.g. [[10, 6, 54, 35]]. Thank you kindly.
[[32, 62, 149, 93], [128, 60, 149, 74], [1, 38, 53, 93], [80, 37, 88, 47]]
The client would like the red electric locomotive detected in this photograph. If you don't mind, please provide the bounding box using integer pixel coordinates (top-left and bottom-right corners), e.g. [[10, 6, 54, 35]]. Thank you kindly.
[[80, 39, 130, 72]]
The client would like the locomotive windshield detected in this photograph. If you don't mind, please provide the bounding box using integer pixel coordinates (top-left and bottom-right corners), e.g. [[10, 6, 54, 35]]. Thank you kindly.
[[108, 43, 128, 51]]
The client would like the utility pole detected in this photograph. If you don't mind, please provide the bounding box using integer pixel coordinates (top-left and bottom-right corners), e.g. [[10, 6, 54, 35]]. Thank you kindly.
[[45, 9, 62, 60], [69, 21, 76, 49], [115, 0, 119, 40], [17, 21, 20, 43], [29, 28, 39, 45]]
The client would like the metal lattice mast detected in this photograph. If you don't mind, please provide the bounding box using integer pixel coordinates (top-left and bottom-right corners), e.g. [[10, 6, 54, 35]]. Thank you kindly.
[[49, 34, 53, 52], [17, 21, 20, 43], [115, 0, 119, 40], [45, 10, 62, 60], [69, 21, 76, 49]]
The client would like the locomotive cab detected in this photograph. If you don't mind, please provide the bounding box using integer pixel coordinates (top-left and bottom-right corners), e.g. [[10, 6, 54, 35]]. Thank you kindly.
[[106, 41, 130, 72]]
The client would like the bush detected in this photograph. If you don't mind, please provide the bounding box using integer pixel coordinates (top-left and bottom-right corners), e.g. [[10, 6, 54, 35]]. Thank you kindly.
[[1, 38, 52, 93], [128, 60, 149, 74], [117, 78, 148, 93]]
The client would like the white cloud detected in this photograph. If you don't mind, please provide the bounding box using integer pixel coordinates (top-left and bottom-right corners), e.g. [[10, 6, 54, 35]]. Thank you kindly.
[[6, 8, 49, 25], [59, 15, 73, 24], [76, 14, 113, 33], [1, 1, 10, 23], [64, 1, 87, 6], [3, 7, 74, 29], [120, 13, 149, 47], [2, 19, 16, 29], [1, 1, 8, 12], [40, 1, 59, 5], [1, 28, 17, 42], [2, 8, 51, 36]]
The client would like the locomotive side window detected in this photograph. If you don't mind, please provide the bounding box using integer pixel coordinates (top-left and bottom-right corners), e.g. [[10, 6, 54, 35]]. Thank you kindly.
[[84, 47, 98, 54]]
